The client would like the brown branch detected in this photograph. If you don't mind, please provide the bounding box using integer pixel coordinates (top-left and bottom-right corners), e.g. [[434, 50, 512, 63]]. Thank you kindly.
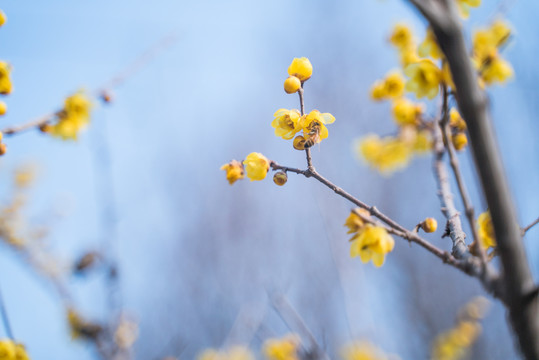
[[522, 217, 539, 235], [407, 0, 539, 358]]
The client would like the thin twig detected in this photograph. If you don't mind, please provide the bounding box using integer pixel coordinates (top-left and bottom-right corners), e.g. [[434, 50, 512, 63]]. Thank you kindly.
[[0, 283, 14, 339], [522, 217, 539, 235]]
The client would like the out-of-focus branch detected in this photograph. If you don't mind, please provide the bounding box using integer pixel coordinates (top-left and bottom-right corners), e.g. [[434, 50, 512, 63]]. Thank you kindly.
[[0, 283, 14, 339], [522, 217, 539, 235], [407, 0, 539, 358]]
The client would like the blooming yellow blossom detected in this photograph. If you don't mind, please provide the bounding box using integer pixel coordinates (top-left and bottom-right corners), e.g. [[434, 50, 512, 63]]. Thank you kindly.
[[370, 81, 386, 101], [449, 109, 467, 131], [350, 225, 395, 267], [0, 10, 6, 27], [477, 211, 495, 249], [272, 109, 301, 140], [357, 135, 412, 174], [221, 160, 245, 185], [298, 110, 335, 147], [0, 339, 16, 359], [341, 341, 390, 360], [392, 98, 423, 126], [481, 56, 513, 85], [46, 92, 93, 140], [390, 24, 414, 51], [418, 28, 442, 59], [490, 20, 511, 47], [243, 152, 270, 181], [456, 0, 481, 18], [472, 22, 513, 85], [263, 334, 300, 360], [404, 59, 441, 99], [344, 208, 371, 234], [284, 76, 301, 94], [441, 62, 455, 89], [371, 72, 405, 100], [288, 57, 312, 82], [452, 133, 468, 151], [0, 61, 13, 95], [0, 101, 6, 116], [399, 49, 421, 68]]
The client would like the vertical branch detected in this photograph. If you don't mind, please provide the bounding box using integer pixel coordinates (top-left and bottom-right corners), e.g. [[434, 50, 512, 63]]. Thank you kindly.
[[298, 85, 313, 170], [407, 1, 539, 358], [0, 283, 13, 339]]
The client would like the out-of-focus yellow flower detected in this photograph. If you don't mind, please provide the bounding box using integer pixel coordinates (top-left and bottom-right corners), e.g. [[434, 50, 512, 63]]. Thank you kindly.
[[412, 129, 433, 153], [418, 28, 442, 59], [441, 61, 455, 89], [400, 49, 421, 68], [197, 349, 224, 360], [370, 81, 387, 101], [370, 72, 405, 101], [481, 56, 513, 84], [14, 165, 36, 188], [456, 0, 481, 18], [357, 134, 412, 175], [421, 217, 438, 233], [0, 10, 6, 27], [0, 143, 7, 156], [344, 208, 371, 234], [243, 152, 270, 181], [0, 339, 16, 359], [477, 211, 495, 249], [390, 24, 414, 51], [221, 160, 245, 185], [0, 101, 6, 116], [490, 20, 511, 47], [288, 57, 312, 82], [452, 133, 468, 151], [341, 341, 391, 360], [272, 109, 302, 140], [284, 76, 301, 94], [46, 92, 92, 140], [0, 61, 13, 95], [350, 225, 395, 267], [298, 110, 335, 147], [227, 346, 255, 360], [263, 334, 300, 360], [473, 21, 513, 86], [404, 59, 441, 99], [391, 98, 423, 126], [449, 109, 467, 131]]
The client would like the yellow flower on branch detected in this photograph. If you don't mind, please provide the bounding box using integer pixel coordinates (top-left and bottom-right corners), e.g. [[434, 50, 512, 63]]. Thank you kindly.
[[370, 72, 405, 101], [481, 56, 513, 85], [350, 225, 395, 267], [272, 109, 301, 140], [0, 10, 6, 27], [263, 334, 300, 360], [288, 57, 312, 82], [418, 28, 442, 60], [220, 160, 245, 185], [341, 341, 391, 360], [357, 134, 412, 174], [389, 23, 414, 51], [456, 0, 481, 18], [298, 110, 335, 147], [45, 92, 93, 140], [243, 152, 270, 181], [477, 211, 496, 249], [391, 98, 423, 126], [449, 109, 467, 131], [404, 59, 442, 99], [344, 208, 371, 234], [0, 61, 13, 95], [0, 339, 16, 359]]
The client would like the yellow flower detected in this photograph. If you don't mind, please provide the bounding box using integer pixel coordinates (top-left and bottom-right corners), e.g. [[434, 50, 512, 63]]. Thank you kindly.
[[481, 56, 513, 85], [197, 349, 224, 360], [399, 49, 420, 68], [418, 28, 442, 59], [389, 24, 414, 51], [243, 152, 270, 181], [350, 225, 395, 267], [14, 343, 30, 360], [288, 57, 312, 82], [412, 129, 433, 153], [298, 110, 335, 147], [272, 109, 301, 140], [221, 160, 245, 185], [263, 334, 300, 360], [490, 20, 511, 47], [456, 0, 481, 18], [0, 339, 16, 359], [341, 341, 389, 360], [0, 101, 6, 116], [284, 76, 301, 94], [452, 133, 468, 151], [0, 10, 6, 27], [449, 109, 467, 131], [404, 59, 441, 99], [441, 61, 455, 89], [47, 92, 93, 140], [344, 208, 371, 234], [357, 135, 412, 174], [477, 211, 496, 249], [383, 71, 405, 98], [0, 61, 13, 95], [370, 81, 387, 101], [391, 98, 422, 126]]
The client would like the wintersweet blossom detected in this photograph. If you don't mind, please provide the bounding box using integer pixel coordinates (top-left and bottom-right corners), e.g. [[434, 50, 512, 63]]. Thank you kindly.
[[0, 61, 12, 95], [350, 225, 395, 267], [0, 101, 6, 116], [0, 339, 29, 360], [357, 135, 412, 174], [263, 334, 300, 360], [0, 10, 6, 27], [389, 24, 414, 51], [45, 92, 93, 140], [298, 110, 335, 147], [449, 108, 467, 131], [341, 341, 391, 360], [272, 109, 301, 140], [391, 98, 423, 126], [344, 208, 371, 234], [477, 211, 496, 249], [456, 0, 481, 18], [243, 152, 270, 181], [404, 59, 441, 99], [418, 28, 442, 59], [220, 160, 244, 185], [288, 57, 312, 82]]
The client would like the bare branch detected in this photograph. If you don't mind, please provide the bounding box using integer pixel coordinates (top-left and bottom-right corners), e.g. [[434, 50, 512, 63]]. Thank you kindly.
[[522, 217, 539, 235]]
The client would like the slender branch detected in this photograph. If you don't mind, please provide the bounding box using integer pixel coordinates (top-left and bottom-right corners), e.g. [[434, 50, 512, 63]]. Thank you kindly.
[[2, 112, 59, 136], [298, 85, 314, 170], [522, 217, 539, 235], [0, 283, 13, 339]]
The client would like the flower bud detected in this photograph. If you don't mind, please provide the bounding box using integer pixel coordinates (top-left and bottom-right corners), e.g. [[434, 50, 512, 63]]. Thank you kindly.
[[0, 143, 7, 156], [293, 135, 306, 150], [452, 132, 468, 151], [420, 217, 438, 233], [0, 11, 6, 28], [100, 91, 114, 104], [0, 101, 6, 116], [288, 57, 312, 82], [39, 123, 53, 133], [273, 171, 287, 186], [283, 76, 301, 94]]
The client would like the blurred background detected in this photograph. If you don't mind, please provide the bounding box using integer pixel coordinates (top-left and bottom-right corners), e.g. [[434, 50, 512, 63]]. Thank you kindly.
[[0, 0, 537, 359]]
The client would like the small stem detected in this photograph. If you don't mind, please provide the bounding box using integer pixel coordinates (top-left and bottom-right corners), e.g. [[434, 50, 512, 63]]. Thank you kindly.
[[522, 217, 539, 235], [0, 284, 14, 339]]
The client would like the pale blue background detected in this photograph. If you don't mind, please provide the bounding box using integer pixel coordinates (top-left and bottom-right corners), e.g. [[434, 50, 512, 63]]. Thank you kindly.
[[0, 1, 537, 359]]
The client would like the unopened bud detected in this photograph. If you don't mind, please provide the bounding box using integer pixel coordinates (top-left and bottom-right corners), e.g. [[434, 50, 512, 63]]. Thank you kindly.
[[420, 217, 438, 233], [100, 90, 114, 104], [284, 76, 301, 94], [0, 101, 7, 116], [293, 135, 306, 150], [0, 143, 6, 156], [452, 132, 468, 151], [273, 171, 288, 186], [39, 123, 53, 133]]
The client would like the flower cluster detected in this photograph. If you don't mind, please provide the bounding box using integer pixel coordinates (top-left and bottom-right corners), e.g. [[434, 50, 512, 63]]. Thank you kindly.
[[0, 339, 30, 360], [345, 209, 395, 267], [263, 334, 300, 360], [477, 210, 495, 250], [221, 152, 270, 184], [431, 297, 489, 360], [41, 92, 93, 140], [472, 20, 513, 85]]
